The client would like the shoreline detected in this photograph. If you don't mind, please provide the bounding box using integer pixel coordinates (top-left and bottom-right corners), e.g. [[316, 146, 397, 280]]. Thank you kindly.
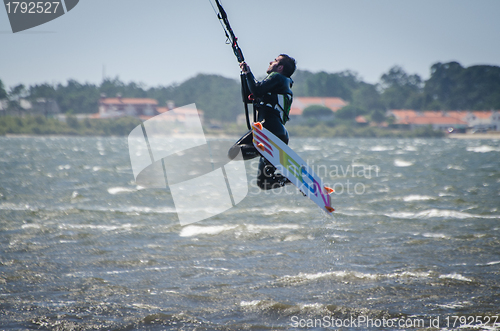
[[447, 133, 500, 139], [3, 132, 500, 139]]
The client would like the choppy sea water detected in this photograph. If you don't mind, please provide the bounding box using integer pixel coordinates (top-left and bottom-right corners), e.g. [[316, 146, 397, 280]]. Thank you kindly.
[[0, 136, 499, 330]]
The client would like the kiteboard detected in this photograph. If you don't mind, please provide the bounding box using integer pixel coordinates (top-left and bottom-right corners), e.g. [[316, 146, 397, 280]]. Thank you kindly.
[[252, 122, 335, 214]]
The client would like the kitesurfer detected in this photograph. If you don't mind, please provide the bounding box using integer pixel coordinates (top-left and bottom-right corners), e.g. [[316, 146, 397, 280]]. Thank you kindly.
[[228, 54, 296, 190]]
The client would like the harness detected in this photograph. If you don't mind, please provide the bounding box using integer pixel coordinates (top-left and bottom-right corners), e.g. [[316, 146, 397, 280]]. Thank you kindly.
[[260, 93, 293, 124]]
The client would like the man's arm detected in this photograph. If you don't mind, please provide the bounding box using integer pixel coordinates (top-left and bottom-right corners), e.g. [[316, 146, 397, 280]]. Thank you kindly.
[[239, 61, 286, 97], [245, 72, 282, 97]]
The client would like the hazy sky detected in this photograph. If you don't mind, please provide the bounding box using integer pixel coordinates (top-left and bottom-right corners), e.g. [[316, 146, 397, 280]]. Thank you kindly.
[[1, 0, 500, 90]]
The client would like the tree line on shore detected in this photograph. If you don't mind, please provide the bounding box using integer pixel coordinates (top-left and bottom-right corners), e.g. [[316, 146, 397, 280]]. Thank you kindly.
[[0, 115, 143, 136], [0, 114, 446, 137], [0, 61, 499, 136]]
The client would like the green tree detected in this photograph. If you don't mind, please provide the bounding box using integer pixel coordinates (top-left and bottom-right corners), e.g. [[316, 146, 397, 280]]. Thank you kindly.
[[66, 114, 80, 129], [0, 79, 7, 99], [7, 84, 28, 111], [98, 77, 148, 99], [461, 65, 500, 109], [336, 105, 365, 120], [351, 83, 384, 112], [293, 70, 362, 102], [56, 80, 100, 113], [424, 62, 500, 110], [99, 77, 126, 98], [371, 109, 386, 123], [379, 66, 423, 110], [166, 74, 241, 122], [302, 105, 334, 118], [9, 84, 27, 99], [29, 83, 56, 100], [423, 62, 463, 110]]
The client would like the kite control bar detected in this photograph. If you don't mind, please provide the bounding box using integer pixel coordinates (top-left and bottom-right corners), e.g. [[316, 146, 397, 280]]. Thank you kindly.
[[210, 0, 253, 128], [212, 0, 245, 64]]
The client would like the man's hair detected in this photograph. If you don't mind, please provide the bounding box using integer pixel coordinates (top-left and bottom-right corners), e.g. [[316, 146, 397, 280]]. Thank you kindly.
[[278, 54, 296, 78]]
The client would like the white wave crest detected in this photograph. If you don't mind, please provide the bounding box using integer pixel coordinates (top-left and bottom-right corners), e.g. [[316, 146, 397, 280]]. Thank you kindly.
[[107, 187, 137, 194], [240, 300, 262, 307], [404, 146, 418, 152], [394, 159, 414, 167], [386, 209, 500, 220], [302, 145, 321, 151], [370, 146, 394, 152], [466, 145, 500, 153], [439, 273, 472, 282], [422, 233, 451, 239], [246, 224, 301, 232], [180, 223, 301, 237], [402, 195, 435, 202], [447, 164, 465, 171], [179, 225, 238, 237], [0, 202, 37, 211], [276, 270, 433, 285], [278, 270, 476, 285], [58, 223, 136, 232]]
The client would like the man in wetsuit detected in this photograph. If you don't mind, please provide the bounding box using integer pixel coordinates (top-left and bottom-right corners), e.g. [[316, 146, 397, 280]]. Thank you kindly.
[[228, 54, 296, 190]]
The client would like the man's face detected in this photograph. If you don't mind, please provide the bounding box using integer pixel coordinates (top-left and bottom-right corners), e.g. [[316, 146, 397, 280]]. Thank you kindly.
[[266, 56, 283, 74]]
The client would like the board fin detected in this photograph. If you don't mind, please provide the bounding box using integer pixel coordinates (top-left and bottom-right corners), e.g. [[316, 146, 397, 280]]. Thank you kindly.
[[324, 186, 334, 194], [253, 122, 263, 130]]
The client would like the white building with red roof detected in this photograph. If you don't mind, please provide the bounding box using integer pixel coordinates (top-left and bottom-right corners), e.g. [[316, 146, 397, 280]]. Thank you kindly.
[[388, 110, 500, 131], [156, 102, 204, 128], [98, 96, 159, 119]]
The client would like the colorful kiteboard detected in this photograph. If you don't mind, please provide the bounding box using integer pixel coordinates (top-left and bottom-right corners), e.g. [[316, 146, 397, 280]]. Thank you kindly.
[[252, 122, 335, 214]]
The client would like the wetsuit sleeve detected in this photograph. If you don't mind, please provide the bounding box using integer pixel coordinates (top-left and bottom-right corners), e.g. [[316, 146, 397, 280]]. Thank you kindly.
[[244, 72, 282, 97]]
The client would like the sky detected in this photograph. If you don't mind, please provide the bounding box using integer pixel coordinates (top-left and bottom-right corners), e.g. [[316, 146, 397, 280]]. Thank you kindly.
[[1, 0, 500, 91]]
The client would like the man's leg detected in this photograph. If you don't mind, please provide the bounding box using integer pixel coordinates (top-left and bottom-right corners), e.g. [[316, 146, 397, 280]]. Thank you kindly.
[[228, 130, 260, 160], [256, 157, 291, 190], [256, 131, 291, 190], [257, 157, 279, 190]]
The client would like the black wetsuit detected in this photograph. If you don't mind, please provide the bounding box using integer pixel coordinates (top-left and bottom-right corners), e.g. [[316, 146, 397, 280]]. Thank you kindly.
[[228, 71, 293, 190]]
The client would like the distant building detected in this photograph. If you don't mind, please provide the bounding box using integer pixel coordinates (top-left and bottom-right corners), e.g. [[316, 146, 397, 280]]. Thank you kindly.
[[94, 98, 205, 129], [0, 98, 60, 117], [290, 97, 348, 120], [462, 111, 500, 131], [355, 115, 369, 126], [156, 102, 204, 127], [98, 96, 159, 119], [388, 110, 500, 131], [31, 98, 60, 116], [236, 97, 348, 125], [0, 99, 9, 114]]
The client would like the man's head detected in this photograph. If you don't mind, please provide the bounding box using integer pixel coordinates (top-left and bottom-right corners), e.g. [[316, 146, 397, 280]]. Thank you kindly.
[[266, 54, 296, 78]]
